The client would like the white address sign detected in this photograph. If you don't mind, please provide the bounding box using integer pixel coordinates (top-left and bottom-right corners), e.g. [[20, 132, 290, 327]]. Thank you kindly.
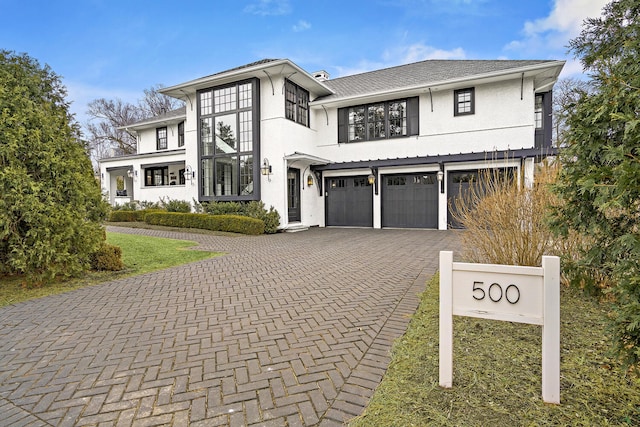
[[439, 251, 560, 404]]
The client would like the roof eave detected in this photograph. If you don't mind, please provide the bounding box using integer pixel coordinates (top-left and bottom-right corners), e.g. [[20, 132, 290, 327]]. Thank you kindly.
[[117, 114, 186, 132], [160, 59, 335, 99]]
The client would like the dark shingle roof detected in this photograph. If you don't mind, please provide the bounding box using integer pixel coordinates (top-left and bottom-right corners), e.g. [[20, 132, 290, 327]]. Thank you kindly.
[[123, 106, 186, 129], [200, 59, 281, 80], [318, 59, 556, 101]]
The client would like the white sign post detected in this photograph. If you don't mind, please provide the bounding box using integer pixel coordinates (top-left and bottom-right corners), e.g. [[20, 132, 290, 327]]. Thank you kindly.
[[439, 251, 560, 404]]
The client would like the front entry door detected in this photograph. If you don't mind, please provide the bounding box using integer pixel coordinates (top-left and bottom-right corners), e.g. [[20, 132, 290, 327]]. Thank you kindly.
[[287, 168, 301, 222]]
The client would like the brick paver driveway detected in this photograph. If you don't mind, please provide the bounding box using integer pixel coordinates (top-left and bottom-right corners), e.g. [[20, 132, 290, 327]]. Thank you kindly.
[[0, 227, 458, 426]]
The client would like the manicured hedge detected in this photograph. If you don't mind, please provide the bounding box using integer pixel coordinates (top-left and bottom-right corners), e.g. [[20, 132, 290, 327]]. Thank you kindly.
[[109, 209, 165, 222], [144, 212, 265, 235]]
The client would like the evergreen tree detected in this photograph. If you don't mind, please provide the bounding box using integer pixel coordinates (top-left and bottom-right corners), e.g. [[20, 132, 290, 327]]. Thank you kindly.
[[0, 50, 107, 285], [551, 0, 640, 368]]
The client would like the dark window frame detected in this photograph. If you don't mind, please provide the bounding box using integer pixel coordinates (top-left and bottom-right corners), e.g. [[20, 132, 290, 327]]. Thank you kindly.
[[197, 78, 260, 202], [338, 97, 419, 143], [454, 87, 475, 116], [534, 95, 543, 129], [178, 121, 185, 147], [144, 166, 168, 187], [284, 79, 309, 127], [156, 127, 168, 150]]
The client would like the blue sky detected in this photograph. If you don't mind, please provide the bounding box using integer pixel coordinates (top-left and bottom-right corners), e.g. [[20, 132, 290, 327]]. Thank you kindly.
[[1, 0, 607, 125]]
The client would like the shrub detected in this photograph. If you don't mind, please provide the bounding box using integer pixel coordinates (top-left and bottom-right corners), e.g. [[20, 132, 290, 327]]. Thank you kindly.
[[159, 197, 191, 213], [90, 243, 124, 271], [111, 201, 139, 211], [0, 51, 107, 285], [450, 162, 570, 267], [202, 201, 244, 215], [108, 209, 166, 222], [201, 201, 280, 234], [145, 212, 265, 235], [109, 210, 139, 222]]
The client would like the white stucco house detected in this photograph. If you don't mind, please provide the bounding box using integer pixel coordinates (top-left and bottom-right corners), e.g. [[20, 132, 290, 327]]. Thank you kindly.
[[99, 58, 564, 230]]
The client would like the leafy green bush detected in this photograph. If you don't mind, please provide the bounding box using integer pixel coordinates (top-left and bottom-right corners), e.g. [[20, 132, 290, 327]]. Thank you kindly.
[[0, 51, 107, 285], [202, 201, 244, 215], [550, 0, 640, 370], [108, 209, 166, 222], [111, 201, 139, 211], [201, 201, 280, 233], [90, 243, 124, 271], [159, 197, 191, 213], [109, 211, 138, 222], [145, 212, 265, 235]]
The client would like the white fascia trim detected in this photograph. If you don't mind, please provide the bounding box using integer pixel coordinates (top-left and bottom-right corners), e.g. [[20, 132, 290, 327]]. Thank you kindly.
[[310, 60, 566, 108], [160, 59, 335, 96], [117, 115, 186, 132], [98, 149, 186, 164]]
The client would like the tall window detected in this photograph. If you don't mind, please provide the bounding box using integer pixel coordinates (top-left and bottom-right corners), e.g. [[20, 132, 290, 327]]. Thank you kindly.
[[454, 88, 475, 116], [178, 121, 185, 147], [156, 127, 167, 150], [338, 97, 418, 143], [534, 95, 543, 129], [198, 79, 259, 201], [285, 79, 309, 126]]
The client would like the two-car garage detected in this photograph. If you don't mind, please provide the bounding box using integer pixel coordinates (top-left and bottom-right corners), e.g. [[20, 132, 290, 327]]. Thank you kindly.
[[325, 172, 439, 228]]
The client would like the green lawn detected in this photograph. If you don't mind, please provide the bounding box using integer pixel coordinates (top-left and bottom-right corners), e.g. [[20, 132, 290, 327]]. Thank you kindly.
[[0, 232, 220, 307], [350, 274, 640, 426]]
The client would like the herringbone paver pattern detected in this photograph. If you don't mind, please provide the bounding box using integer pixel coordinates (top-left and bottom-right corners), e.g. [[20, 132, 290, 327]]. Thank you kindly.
[[0, 227, 458, 426]]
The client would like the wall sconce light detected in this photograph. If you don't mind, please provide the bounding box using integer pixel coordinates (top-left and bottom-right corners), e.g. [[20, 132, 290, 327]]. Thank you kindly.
[[184, 165, 195, 181], [437, 168, 445, 193], [307, 174, 314, 187], [367, 174, 375, 185], [127, 169, 137, 179], [261, 158, 272, 181]]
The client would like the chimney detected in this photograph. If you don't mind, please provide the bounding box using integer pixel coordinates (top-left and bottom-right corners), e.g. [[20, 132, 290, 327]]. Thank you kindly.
[[312, 70, 329, 82]]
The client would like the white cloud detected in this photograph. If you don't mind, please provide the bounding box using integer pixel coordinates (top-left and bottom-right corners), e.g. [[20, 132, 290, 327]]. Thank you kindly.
[[504, 0, 608, 71], [523, 0, 607, 40], [244, 0, 291, 16], [292, 20, 311, 32], [387, 44, 466, 63], [334, 43, 466, 77]]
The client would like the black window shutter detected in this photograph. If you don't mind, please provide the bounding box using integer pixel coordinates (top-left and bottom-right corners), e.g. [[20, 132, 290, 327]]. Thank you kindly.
[[337, 107, 348, 143], [407, 96, 419, 136]]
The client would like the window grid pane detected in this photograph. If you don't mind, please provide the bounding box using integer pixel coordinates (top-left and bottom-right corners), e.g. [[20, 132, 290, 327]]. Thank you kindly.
[[200, 91, 212, 116], [238, 83, 252, 109], [178, 122, 185, 147], [455, 88, 474, 115], [368, 104, 385, 139], [388, 101, 407, 137], [349, 107, 366, 141], [239, 155, 253, 195], [214, 86, 237, 113], [535, 95, 543, 129], [201, 118, 213, 155], [239, 111, 253, 152], [157, 127, 167, 150], [202, 159, 214, 196], [215, 157, 237, 196], [214, 114, 237, 154]]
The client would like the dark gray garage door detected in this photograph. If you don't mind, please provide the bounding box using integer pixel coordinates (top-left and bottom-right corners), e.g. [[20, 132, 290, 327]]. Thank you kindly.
[[325, 176, 373, 227], [447, 170, 480, 229], [447, 168, 516, 228], [382, 173, 438, 228]]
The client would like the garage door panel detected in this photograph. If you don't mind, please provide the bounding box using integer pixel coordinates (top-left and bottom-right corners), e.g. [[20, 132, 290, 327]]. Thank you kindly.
[[382, 173, 438, 228], [325, 176, 373, 227]]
